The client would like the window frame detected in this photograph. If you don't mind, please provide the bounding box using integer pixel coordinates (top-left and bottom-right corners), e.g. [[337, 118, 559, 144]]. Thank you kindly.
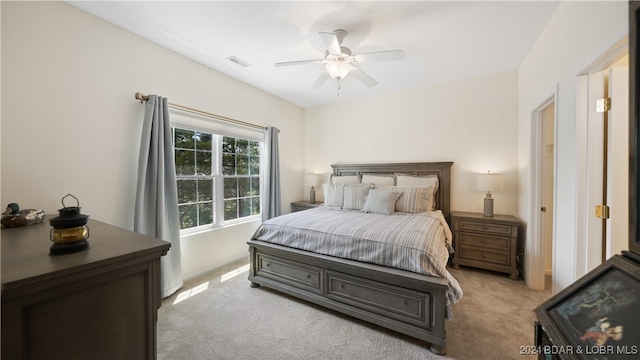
[[171, 123, 263, 235]]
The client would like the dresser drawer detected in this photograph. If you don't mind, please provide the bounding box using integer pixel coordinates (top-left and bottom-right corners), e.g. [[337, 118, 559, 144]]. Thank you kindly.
[[325, 271, 430, 327], [459, 247, 510, 266], [458, 233, 510, 251], [256, 253, 323, 293], [457, 220, 513, 236]]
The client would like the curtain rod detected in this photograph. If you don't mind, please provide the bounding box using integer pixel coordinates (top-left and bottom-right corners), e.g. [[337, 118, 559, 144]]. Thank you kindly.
[[134, 92, 269, 132]]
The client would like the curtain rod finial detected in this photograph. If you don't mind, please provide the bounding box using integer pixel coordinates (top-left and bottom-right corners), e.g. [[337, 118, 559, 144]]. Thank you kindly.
[[134, 92, 148, 103]]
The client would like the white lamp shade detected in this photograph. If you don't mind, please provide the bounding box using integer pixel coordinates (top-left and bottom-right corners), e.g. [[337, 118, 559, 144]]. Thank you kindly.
[[305, 174, 321, 188], [326, 61, 353, 79], [476, 173, 503, 192]]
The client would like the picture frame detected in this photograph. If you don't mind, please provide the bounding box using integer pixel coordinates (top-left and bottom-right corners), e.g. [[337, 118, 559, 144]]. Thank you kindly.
[[534, 255, 640, 359]]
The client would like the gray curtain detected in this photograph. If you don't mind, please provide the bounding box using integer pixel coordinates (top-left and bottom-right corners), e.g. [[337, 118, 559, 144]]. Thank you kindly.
[[134, 94, 183, 298], [263, 126, 281, 221]]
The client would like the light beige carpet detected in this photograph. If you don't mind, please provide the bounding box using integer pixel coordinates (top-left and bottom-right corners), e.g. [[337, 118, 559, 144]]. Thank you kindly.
[[158, 258, 550, 360]]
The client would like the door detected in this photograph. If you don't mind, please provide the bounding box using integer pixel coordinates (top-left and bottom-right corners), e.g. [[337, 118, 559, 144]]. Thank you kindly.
[[605, 66, 629, 258]]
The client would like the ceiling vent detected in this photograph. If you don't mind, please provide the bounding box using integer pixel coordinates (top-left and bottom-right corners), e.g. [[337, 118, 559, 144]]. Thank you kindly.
[[227, 56, 251, 68]]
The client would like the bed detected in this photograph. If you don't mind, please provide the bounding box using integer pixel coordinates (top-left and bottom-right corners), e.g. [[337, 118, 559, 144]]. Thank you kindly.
[[247, 162, 458, 355]]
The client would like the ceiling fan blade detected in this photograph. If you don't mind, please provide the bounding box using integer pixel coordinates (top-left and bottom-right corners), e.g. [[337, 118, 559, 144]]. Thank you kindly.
[[350, 65, 378, 88], [311, 71, 330, 89], [353, 50, 405, 63], [318, 31, 341, 55], [275, 59, 323, 67]]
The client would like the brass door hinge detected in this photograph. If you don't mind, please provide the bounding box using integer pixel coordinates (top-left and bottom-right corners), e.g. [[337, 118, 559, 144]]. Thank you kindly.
[[596, 98, 611, 113], [595, 205, 610, 219]]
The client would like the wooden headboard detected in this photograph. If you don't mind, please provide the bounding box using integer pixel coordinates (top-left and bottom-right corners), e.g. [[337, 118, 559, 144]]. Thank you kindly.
[[331, 162, 454, 222]]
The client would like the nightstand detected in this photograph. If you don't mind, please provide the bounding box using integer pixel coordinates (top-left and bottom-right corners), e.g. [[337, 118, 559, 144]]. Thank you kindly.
[[451, 211, 521, 280], [291, 200, 322, 212]]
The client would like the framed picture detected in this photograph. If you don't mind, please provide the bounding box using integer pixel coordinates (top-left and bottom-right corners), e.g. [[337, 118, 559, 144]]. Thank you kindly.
[[535, 255, 640, 359]]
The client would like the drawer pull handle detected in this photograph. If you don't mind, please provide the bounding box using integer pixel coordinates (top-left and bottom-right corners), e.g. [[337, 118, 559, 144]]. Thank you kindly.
[[482, 239, 487, 243], [481, 253, 486, 258], [402, 300, 407, 306], [306, 274, 311, 278], [339, 284, 344, 289], [265, 263, 270, 267], [482, 225, 488, 229]]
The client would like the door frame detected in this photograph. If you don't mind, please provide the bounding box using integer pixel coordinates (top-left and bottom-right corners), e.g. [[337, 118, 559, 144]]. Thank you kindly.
[[575, 36, 628, 279], [528, 90, 558, 291]]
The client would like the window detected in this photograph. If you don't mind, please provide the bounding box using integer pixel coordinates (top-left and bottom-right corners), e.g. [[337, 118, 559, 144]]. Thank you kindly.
[[173, 127, 261, 231]]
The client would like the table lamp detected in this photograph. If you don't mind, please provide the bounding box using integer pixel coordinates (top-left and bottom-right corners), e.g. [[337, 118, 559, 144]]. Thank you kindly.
[[305, 174, 321, 204], [476, 171, 503, 217]]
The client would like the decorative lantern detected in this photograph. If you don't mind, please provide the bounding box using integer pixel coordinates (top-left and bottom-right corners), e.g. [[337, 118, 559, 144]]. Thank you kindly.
[[49, 194, 90, 255]]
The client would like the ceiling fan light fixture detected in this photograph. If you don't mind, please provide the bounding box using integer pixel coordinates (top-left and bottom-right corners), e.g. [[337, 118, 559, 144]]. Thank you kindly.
[[325, 60, 352, 79]]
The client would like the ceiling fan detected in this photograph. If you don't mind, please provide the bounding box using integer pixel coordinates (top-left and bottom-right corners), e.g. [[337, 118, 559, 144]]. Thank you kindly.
[[275, 29, 404, 92]]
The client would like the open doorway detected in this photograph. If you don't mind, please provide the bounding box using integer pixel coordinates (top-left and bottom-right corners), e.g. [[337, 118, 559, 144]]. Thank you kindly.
[[529, 93, 557, 292], [541, 103, 555, 290]]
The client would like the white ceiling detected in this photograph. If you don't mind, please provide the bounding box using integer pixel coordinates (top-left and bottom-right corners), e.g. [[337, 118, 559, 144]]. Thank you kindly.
[[68, 1, 560, 108]]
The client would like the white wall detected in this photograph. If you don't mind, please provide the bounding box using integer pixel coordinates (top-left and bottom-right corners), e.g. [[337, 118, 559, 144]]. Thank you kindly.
[[304, 70, 519, 216], [1, 1, 305, 279], [517, 1, 627, 292]]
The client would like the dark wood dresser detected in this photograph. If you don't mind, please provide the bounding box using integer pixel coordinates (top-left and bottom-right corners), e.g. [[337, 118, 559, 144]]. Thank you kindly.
[[1, 217, 170, 360]]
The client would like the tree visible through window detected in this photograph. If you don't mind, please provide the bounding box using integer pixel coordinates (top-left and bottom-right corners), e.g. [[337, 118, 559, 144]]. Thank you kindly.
[[173, 127, 260, 230]]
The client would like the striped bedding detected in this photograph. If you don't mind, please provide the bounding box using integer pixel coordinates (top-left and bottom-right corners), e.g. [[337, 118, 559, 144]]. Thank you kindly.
[[250, 207, 463, 318]]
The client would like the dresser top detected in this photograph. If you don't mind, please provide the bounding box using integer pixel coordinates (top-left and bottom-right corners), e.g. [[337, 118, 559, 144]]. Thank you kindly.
[[451, 211, 520, 224], [1, 217, 170, 291]]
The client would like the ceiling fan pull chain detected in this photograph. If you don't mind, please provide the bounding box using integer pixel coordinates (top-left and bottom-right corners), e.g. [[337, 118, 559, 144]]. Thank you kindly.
[[337, 78, 341, 96]]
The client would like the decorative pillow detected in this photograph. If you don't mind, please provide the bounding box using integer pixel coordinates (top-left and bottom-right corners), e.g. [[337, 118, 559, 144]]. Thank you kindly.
[[342, 183, 375, 210], [379, 185, 436, 213], [330, 174, 361, 185], [361, 174, 395, 186], [395, 174, 439, 193], [361, 189, 402, 215], [322, 183, 344, 208]]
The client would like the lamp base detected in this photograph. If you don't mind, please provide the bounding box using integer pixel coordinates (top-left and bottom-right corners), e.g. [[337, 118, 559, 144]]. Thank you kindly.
[[483, 196, 494, 217], [310, 187, 316, 204]]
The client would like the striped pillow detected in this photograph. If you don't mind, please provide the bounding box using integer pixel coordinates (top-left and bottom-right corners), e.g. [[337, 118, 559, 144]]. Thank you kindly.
[[379, 185, 436, 213], [322, 183, 344, 208], [342, 184, 375, 210]]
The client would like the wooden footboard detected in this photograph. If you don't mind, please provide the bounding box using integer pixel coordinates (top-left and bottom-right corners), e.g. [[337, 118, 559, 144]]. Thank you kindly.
[[247, 240, 449, 355]]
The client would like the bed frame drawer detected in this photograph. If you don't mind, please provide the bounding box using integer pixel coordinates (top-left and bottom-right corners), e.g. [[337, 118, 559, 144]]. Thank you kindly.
[[457, 220, 513, 236], [255, 253, 323, 293], [325, 270, 430, 327]]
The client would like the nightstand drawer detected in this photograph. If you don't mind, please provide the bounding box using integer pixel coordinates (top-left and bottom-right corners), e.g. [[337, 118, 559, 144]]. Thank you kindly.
[[457, 220, 513, 236], [459, 247, 510, 266], [458, 233, 510, 251]]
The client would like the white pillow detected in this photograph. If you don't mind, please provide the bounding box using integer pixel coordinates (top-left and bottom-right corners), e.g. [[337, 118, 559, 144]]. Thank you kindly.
[[330, 175, 361, 185], [361, 189, 402, 215], [342, 184, 375, 210], [322, 183, 344, 208], [395, 174, 439, 193], [361, 174, 394, 186], [379, 185, 435, 213]]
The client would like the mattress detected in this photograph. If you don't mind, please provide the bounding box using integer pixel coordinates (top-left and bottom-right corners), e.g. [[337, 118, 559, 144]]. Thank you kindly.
[[251, 207, 463, 317]]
